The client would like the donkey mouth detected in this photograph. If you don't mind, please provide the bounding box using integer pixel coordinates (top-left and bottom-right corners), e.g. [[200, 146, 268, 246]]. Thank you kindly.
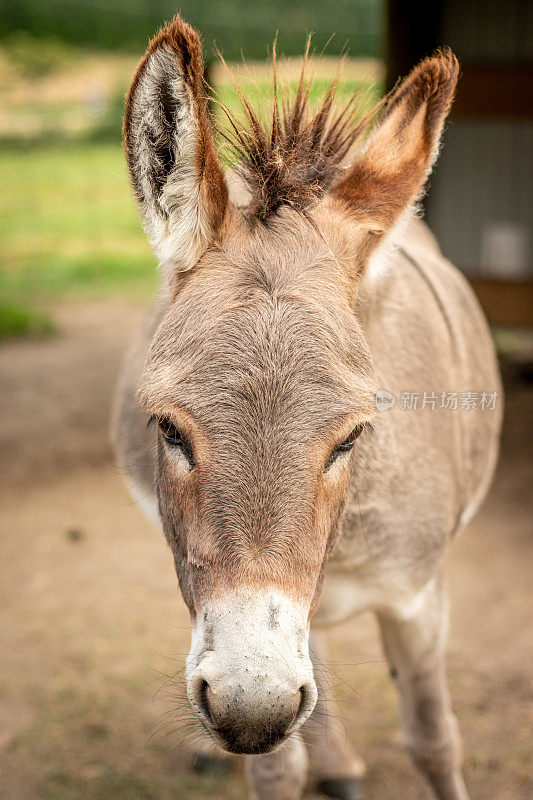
[[210, 723, 293, 755]]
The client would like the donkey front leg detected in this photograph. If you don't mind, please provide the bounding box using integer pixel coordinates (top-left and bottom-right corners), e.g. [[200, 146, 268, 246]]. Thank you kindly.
[[302, 630, 365, 800], [245, 734, 308, 800], [377, 575, 469, 800]]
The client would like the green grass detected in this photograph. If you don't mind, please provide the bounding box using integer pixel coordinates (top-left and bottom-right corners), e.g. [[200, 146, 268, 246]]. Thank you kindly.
[[0, 77, 380, 340], [215, 77, 377, 113], [0, 303, 56, 339], [0, 142, 156, 331], [39, 768, 243, 800]]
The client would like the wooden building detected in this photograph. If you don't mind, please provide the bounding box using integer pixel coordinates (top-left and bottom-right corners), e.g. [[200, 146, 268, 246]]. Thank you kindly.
[[386, 0, 533, 327]]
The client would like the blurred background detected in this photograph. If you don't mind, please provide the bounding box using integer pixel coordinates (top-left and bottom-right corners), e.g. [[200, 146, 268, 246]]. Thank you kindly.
[[0, 2, 531, 799]]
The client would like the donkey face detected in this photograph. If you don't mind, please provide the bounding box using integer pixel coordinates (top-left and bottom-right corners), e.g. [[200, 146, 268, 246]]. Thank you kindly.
[[125, 16, 458, 754], [138, 227, 377, 752]]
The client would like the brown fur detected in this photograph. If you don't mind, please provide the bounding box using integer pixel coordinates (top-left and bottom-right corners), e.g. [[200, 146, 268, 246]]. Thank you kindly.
[[217, 40, 374, 222], [216, 46, 457, 229], [137, 217, 378, 613], [332, 49, 459, 230]]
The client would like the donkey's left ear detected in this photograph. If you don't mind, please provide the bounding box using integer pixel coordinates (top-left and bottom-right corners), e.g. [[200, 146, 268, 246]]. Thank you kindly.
[[124, 15, 228, 276], [331, 49, 459, 238]]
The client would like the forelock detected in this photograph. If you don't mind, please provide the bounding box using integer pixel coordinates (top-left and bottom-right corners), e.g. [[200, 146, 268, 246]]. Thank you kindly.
[[216, 44, 378, 222]]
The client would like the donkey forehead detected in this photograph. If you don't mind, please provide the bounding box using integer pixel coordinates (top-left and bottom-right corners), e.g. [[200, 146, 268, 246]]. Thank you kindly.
[[139, 281, 377, 425]]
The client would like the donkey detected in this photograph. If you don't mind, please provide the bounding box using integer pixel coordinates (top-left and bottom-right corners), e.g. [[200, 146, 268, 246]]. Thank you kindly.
[[112, 15, 502, 800]]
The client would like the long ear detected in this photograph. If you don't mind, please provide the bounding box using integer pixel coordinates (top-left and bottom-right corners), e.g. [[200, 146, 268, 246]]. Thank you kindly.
[[331, 49, 459, 237], [123, 15, 228, 276]]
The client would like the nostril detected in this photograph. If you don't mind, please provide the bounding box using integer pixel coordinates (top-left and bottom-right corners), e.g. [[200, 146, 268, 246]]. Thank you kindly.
[[288, 681, 317, 733], [197, 679, 214, 726], [296, 685, 307, 721]]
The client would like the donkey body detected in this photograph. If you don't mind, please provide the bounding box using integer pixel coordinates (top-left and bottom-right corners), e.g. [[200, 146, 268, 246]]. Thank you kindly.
[[113, 16, 501, 800]]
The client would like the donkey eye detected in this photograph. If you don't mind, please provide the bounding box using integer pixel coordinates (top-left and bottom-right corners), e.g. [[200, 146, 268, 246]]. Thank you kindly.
[[157, 418, 194, 466], [158, 418, 181, 444], [326, 424, 365, 469], [339, 425, 365, 450]]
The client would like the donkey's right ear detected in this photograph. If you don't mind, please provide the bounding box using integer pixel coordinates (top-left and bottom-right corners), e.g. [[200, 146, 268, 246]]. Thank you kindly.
[[124, 15, 228, 277]]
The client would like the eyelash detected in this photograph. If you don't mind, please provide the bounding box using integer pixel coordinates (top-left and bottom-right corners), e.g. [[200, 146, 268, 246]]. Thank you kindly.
[[325, 423, 368, 469], [149, 416, 195, 467]]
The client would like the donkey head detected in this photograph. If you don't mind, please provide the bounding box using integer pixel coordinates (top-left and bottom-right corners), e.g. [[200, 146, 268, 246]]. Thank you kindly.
[[124, 16, 458, 754]]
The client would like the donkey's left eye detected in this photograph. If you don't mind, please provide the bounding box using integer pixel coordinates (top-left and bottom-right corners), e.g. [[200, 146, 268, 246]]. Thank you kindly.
[[326, 424, 365, 469]]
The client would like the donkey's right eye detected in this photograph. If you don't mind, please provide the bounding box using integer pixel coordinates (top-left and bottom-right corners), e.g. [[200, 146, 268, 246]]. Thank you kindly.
[[157, 418, 194, 466], [158, 418, 182, 444]]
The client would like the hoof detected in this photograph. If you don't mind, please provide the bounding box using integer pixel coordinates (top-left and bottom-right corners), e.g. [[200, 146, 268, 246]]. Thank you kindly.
[[317, 777, 364, 800], [191, 751, 231, 777]]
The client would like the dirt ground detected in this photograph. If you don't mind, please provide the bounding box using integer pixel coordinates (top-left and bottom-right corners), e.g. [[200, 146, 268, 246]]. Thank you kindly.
[[1, 299, 532, 800]]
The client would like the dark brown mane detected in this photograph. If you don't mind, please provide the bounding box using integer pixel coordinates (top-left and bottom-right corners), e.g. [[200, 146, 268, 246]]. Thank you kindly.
[[216, 44, 377, 222]]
